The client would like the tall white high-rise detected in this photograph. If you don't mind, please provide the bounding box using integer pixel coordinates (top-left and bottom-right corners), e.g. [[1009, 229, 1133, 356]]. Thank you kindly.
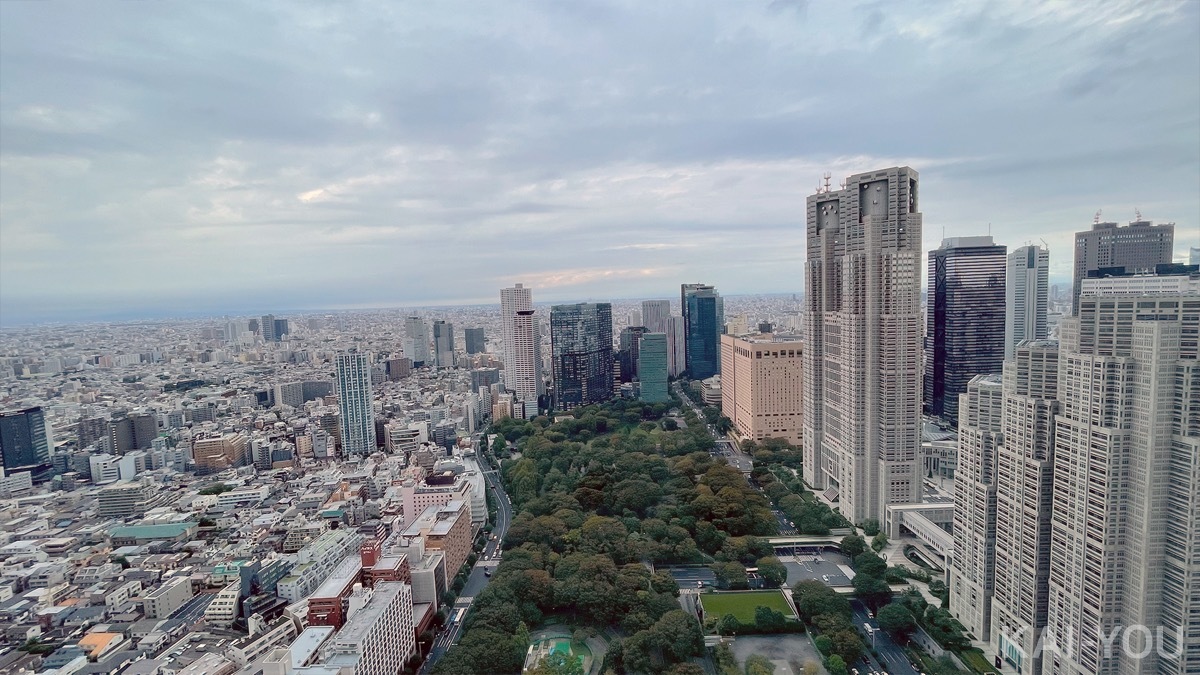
[[335, 351, 375, 457], [403, 316, 430, 366], [948, 374, 1003, 642], [666, 315, 687, 378], [990, 340, 1059, 675], [508, 310, 544, 405], [501, 284, 533, 371], [1004, 245, 1049, 359], [803, 166, 923, 523], [642, 300, 672, 334], [1044, 273, 1199, 675]]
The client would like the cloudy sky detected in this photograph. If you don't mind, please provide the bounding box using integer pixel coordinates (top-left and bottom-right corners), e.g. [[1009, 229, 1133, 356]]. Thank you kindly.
[[1, 0, 1197, 324]]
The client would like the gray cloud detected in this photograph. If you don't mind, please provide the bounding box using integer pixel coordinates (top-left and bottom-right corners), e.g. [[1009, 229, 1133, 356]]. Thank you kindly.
[[1, 0, 1197, 324]]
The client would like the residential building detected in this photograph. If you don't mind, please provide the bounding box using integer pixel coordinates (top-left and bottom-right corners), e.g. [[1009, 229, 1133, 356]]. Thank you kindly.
[[0, 406, 51, 474], [321, 581, 415, 675], [204, 582, 240, 627], [638, 333, 669, 403], [1043, 272, 1199, 675], [948, 374, 1002, 642], [681, 284, 722, 379], [1004, 244, 1050, 360], [463, 327, 485, 354], [97, 480, 153, 518], [277, 529, 366, 603], [275, 381, 305, 409], [550, 303, 614, 410], [336, 351, 375, 457], [508, 310, 544, 407], [803, 166, 923, 524], [307, 555, 363, 629], [192, 432, 250, 474], [401, 500, 471, 579], [1071, 218, 1174, 314], [719, 334, 803, 444], [924, 236, 1007, 425]]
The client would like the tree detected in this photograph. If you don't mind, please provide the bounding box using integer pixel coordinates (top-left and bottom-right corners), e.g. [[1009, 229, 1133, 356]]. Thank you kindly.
[[803, 662, 820, 675], [664, 418, 679, 431], [826, 655, 849, 675], [876, 603, 917, 641], [528, 652, 584, 675], [853, 551, 888, 578], [745, 654, 775, 675], [839, 534, 867, 559], [871, 531, 889, 552], [860, 518, 881, 536], [756, 555, 788, 588], [853, 573, 893, 611], [716, 613, 741, 635], [753, 605, 787, 633], [668, 664, 706, 675], [651, 610, 704, 662]]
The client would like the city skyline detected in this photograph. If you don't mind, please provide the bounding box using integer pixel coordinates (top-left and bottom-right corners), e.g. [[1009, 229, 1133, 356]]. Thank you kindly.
[[2, 1, 1198, 324]]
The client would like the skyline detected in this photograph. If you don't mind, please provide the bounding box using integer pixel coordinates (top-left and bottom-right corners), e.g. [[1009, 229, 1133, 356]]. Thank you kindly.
[[2, 1, 1198, 325]]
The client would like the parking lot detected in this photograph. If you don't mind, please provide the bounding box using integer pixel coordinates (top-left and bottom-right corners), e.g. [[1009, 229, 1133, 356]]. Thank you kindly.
[[773, 548, 854, 587]]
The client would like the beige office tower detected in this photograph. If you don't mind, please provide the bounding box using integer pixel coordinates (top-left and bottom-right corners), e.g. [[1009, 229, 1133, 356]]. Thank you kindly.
[[991, 341, 1059, 675], [949, 374, 1003, 643], [803, 166, 923, 524], [1044, 274, 1199, 675], [719, 334, 803, 444], [500, 284, 543, 403]]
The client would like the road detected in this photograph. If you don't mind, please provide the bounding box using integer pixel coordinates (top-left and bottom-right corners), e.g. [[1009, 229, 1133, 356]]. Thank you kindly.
[[851, 599, 921, 675], [420, 446, 514, 673], [661, 565, 717, 589], [672, 382, 753, 473]]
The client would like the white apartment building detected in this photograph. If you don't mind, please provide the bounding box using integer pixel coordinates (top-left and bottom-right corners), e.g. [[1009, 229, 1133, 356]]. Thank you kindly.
[[803, 166, 924, 523], [321, 582, 415, 675], [142, 576, 194, 619], [204, 582, 241, 627], [335, 351, 375, 457], [277, 528, 365, 603]]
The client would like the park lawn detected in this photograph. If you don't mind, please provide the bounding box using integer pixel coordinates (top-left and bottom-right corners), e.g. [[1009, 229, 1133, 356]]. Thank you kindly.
[[701, 590, 793, 624], [957, 647, 999, 673]]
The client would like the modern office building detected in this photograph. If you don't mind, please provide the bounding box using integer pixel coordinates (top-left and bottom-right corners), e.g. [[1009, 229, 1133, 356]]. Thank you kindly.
[[681, 283, 722, 379], [666, 315, 687, 378], [719, 334, 803, 444], [638, 333, 669, 403], [989, 340, 1059, 675], [617, 326, 647, 383], [1004, 244, 1050, 360], [403, 317, 430, 366], [802, 166, 923, 524], [948, 374, 1002, 643], [432, 321, 454, 369], [0, 407, 51, 474], [335, 351, 376, 457], [641, 300, 671, 333], [550, 303, 614, 410], [261, 314, 278, 343], [1071, 218, 1174, 314], [1043, 271, 1199, 675], [463, 327, 485, 354], [924, 236, 1007, 425], [401, 500, 471, 578]]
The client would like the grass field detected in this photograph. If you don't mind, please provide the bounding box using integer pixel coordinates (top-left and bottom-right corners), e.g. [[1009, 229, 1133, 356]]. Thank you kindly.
[[700, 590, 793, 623]]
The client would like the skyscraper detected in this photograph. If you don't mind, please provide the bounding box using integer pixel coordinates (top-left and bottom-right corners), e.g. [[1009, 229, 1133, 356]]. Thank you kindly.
[[0, 407, 51, 474], [432, 321, 454, 368], [550, 303, 613, 410], [637, 333, 669, 403], [1071, 218, 1174, 314], [924, 236, 1007, 425], [618, 326, 647, 383], [990, 340, 1059, 675], [681, 283, 721, 380], [335, 351, 375, 457], [1043, 272, 1199, 675], [803, 166, 923, 523], [719, 334, 803, 444], [261, 314, 277, 342], [1004, 244, 1049, 360], [948, 374, 1002, 643], [403, 317, 430, 366], [500, 284, 533, 372], [641, 300, 671, 334], [666, 315, 686, 378], [508, 310, 544, 406], [463, 327, 485, 354]]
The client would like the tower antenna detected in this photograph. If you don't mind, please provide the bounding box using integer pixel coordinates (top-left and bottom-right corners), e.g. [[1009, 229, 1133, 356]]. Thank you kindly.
[[1135, 207, 1142, 221], [823, 172, 832, 193], [1094, 209, 1102, 224]]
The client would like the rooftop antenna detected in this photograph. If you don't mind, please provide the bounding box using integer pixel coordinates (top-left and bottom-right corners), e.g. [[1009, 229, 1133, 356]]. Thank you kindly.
[[1039, 238, 1049, 253], [1094, 209, 1102, 224], [1135, 207, 1142, 221], [823, 172, 832, 193]]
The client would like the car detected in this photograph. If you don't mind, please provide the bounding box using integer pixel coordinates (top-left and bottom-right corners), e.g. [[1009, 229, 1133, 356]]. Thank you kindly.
[[867, 609, 874, 618], [485, 569, 491, 577]]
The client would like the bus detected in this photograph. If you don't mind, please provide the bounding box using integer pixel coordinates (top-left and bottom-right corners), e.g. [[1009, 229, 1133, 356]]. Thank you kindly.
[[452, 608, 467, 625]]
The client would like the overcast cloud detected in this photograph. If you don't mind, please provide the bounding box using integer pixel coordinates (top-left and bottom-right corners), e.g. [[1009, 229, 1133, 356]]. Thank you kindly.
[[1, 0, 1197, 324]]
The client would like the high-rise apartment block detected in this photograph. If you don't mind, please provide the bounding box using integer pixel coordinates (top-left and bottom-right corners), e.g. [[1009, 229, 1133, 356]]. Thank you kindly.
[[948, 374, 1003, 642], [501, 285, 544, 407], [719, 334, 803, 444], [802, 166, 923, 524], [638, 333, 669, 403], [682, 284, 722, 380], [0, 407, 51, 474], [500, 283, 533, 372], [924, 236, 1007, 425], [1071, 219, 1174, 314], [463, 327, 485, 354], [403, 317, 430, 366], [321, 581, 416, 674], [1042, 272, 1199, 675], [336, 351, 376, 457], [1004, 245, 1050, 360], [550, 303, 614, 410]]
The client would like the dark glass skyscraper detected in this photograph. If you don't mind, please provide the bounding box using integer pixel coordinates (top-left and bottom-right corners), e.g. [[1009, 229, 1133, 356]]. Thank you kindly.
[[432, 320, 455, 368], [924, 236, 1007, 425], [0, 406, 51, 473], [681, 283, 722, 380], [463, 327, 485, 354], [617, 326, 647, 383], [550, 303, 614, 410]]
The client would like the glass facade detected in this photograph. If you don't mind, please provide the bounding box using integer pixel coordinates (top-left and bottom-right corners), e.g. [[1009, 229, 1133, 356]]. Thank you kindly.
[[637, 333, 669, 403], [550, 303, 614, 410], [0, 406, 50, 472], [682, 284, 721, 380]]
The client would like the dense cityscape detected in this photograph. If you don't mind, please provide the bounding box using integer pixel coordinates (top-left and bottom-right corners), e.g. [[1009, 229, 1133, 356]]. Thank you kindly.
[[2, 3, 1198, 675]]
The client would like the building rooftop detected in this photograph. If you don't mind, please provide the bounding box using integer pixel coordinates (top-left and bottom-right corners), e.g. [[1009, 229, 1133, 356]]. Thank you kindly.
[[109, 522, 197, 540], [334, 582, 406, 646], [290, 626, 335, 668], [311, 555, 361, 598]]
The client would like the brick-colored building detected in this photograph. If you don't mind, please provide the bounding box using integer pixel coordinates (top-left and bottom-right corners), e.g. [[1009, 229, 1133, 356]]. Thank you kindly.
[[401, 500, 471, 578], [719, 334, 803, 444]]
